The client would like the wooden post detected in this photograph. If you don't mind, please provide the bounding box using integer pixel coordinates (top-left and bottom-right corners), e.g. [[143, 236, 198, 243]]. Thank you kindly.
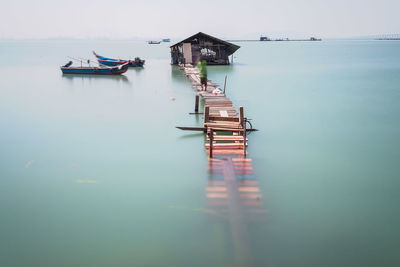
[[195, 94, 199, 113], [239, 106, 244, 128], [204, 106, 210, 133], [209, 128, 214, 159], [208, 128, 214, 159], [204, 106, 210, 124], [243, 118, 247, 158], [223, 75, 227, 95]]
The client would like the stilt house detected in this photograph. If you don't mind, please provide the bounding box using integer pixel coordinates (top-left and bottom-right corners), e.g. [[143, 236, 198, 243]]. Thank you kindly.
[[170, 32, 240, 65]]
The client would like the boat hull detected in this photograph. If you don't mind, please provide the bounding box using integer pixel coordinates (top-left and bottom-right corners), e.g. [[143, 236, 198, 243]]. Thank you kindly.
[[60, 65, 128, 75], [93, 51, 145, 67], [97, 59, 145, 67]]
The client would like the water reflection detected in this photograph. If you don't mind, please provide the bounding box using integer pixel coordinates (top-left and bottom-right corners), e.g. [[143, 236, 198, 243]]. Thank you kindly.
[[206, 144, 266, 266], [62, 73, 131, 85], [170, 65, 188, 84]]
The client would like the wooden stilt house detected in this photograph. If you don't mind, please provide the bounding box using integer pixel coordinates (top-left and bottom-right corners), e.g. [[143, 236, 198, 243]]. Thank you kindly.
[[170, 32, 240, 65]]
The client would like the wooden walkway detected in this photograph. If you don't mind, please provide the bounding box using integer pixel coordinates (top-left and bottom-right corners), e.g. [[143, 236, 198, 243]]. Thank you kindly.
[[179, 63, 248, 158], [178, 63, 265, 265]]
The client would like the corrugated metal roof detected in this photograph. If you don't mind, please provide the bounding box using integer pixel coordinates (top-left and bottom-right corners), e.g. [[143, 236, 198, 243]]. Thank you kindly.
[[170, 32, 240, 55]]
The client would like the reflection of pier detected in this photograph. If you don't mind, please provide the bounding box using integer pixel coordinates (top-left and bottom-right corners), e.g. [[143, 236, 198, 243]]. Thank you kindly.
[[177, 63, 265, 266], [207, 156, 265, 265]]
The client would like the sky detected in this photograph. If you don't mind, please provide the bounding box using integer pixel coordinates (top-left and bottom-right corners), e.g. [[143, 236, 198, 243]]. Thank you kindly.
[[0, 0, 399, 39]]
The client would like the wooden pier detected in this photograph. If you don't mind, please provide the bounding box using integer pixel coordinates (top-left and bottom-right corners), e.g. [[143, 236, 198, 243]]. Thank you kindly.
[[177, 63, 252, 158], [177, 63, 265, 266]]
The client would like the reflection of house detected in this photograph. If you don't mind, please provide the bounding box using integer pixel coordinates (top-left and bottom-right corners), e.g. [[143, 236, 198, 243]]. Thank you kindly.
[[170, 32, 240, 65]]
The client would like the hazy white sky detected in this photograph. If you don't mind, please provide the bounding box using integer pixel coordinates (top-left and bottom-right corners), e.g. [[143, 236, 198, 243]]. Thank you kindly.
[[0, 0, 399, 39]]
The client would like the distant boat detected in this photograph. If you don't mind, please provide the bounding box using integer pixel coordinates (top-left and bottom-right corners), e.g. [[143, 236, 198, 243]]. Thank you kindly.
[[93, 51, 145, 67], [162, 39, 171, 42], [260, 36, 270, 41], [60, 61, 129, 75], [148, 41, 161, 44]]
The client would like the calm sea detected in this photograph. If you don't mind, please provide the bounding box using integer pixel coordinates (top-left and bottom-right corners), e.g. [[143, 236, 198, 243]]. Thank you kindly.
[[0, 39, 399, 266]]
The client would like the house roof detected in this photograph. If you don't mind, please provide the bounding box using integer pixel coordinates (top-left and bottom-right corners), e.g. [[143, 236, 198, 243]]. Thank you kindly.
[[170, 32, 240, 55]]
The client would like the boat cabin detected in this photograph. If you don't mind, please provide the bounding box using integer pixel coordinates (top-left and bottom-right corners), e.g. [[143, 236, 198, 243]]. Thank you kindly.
[[170, 32, 240, 65]]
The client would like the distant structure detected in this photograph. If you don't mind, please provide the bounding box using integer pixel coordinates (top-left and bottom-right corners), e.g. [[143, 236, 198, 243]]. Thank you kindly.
[[376, 34, 400, 40], [258, 35, 321, 42], [260, 36, 270, 41], [170, 32, 240, 65]]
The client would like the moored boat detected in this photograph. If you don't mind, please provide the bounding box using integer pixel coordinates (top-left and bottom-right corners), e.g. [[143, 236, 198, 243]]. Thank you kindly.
[[60, 61, 129, 75], [93, 51, 145, 67], [148, 40, 161, 44]]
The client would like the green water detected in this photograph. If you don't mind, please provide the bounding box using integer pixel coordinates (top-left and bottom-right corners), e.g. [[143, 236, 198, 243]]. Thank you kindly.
[[0, 40, 399, 266]]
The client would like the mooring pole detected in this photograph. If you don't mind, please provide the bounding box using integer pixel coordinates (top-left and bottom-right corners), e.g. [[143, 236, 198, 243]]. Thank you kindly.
[[209, 128, 214, 158], [239, 106, 244, 129], [223, 75, 227, 95], [195, 94, 199, 113], [243, 118, 247, 158]]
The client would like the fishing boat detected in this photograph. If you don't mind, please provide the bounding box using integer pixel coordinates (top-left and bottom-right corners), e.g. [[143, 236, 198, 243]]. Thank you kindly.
[[148, 40, 161, 44], [60, 61, 129, 75], [92, 51, 145, 67]]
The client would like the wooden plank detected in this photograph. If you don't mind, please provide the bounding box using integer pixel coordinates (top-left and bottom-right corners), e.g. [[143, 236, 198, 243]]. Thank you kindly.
[[206, 104, 233, 107], [220, 110, 229, 117], [209, 114, 237, 117], [205, 103, 233, 106], [209, 107, 236, 110], [206, 186, 227, 192], [204, 123, 242, 129], [205, 121, 242, 125], [208, 158, 223, 162], [206, 193, 228, 199], [205, 101, 232, 105], [205, 100, 232, 103], [208, 136, 247, 141], [238, 187, 260, 193], [176, 126, 205, 131], [232, 158, 252, 162], [205, 143, 248, 149], [206, 150, 248, 155], [207, 117, 240, 122], [209, 111, 237, 114], [176, 126, 257, 132], [208, 127, 246, 132]]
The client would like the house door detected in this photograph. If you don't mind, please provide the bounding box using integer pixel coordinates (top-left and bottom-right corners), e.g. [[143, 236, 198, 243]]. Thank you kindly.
[[182, 43, 193, 64]]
